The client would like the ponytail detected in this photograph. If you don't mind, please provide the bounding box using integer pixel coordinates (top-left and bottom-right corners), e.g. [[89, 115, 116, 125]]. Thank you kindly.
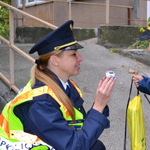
[[31, 51, 75, 120]]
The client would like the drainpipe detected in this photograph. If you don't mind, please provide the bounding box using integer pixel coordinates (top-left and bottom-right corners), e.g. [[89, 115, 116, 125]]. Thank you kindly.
[[134, 0, 139, 19]]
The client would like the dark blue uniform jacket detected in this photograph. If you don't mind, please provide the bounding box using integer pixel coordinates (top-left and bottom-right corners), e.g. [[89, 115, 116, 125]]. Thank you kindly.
[[14, 70, 110, 150], [138, 76, 150, 95]]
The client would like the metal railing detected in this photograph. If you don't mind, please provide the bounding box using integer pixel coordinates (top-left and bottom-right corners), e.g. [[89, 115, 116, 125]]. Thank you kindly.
[[19, 0, 134, 28], [67, 0, 133, 25], [21, 0, 134, 26], [0, 1, 57, 93], [0, 1, 137, 93]]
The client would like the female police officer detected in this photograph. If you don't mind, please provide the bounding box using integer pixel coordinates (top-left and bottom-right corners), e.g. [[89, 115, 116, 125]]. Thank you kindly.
[[133, 21, 150, 93], [0, 20, 115, 150]]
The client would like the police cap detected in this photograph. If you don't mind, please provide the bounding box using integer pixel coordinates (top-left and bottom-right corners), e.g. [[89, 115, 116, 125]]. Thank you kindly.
[[29, 20, 83, 56]]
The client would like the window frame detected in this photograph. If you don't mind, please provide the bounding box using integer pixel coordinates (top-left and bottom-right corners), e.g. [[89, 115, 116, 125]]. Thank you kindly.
[[18, 0, 46, 8]]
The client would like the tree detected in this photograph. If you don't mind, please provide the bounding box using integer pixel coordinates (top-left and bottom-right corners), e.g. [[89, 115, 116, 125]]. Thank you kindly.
[[0, 0, 11, 40]]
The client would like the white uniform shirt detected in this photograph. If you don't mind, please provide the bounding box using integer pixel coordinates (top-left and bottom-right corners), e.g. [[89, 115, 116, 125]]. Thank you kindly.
[[59, 78, 70, 90]]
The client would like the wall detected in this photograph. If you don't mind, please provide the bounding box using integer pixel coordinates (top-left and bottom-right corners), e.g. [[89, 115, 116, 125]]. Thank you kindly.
[[139, 0, 147, 26], [18, 2, 54, 27], [15, 26, 98, 43], [53, 2, 69, 27], [14, 0, 147, 29], [97, 25, 145, 48], [72, 0, 147, 26], [71, 2, 105, 28], [15, 25, 144, 49]]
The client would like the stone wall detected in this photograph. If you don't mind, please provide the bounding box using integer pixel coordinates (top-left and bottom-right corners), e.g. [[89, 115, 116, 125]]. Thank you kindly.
[[15, 25, 146, 49], [97, 25, 146, 48], [15, 26, 98, 43]]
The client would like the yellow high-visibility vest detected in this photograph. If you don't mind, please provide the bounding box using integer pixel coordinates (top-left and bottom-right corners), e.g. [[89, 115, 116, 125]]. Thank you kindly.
[[0, 79, 83, 150]]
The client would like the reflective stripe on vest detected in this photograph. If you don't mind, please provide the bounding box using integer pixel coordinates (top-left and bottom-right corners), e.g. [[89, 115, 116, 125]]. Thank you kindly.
[[0, 86, 69, 137], [69, 79, 82, 98], [0, 79, 83, 144], [0, 113, 9, 136]]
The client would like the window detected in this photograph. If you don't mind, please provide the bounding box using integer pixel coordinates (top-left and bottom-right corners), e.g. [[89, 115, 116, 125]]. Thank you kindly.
[[18, 0, 46, 8], [18, 0, 22, 6]]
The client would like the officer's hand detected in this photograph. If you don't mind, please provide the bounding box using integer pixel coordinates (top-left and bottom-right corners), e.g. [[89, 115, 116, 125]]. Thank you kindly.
[[132, 76, 143, 87], [93, 77, 115, 113]]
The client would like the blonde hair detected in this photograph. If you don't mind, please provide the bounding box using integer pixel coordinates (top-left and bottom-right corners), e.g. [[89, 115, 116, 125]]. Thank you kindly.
[[31, 51, 75, 120]]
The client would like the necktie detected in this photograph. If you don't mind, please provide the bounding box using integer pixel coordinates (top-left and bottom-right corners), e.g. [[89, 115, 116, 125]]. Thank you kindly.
[[65, 85, 70, 97]]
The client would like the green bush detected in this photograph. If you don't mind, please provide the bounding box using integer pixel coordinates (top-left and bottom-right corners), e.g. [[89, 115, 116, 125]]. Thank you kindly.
[[128, 38, 149, 49], [0, 0, 11, 40], [128, 17, 150, 49]]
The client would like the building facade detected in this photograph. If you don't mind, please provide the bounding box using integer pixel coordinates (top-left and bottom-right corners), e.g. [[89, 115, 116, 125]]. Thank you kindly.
[[11, 0, 148, 28]]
